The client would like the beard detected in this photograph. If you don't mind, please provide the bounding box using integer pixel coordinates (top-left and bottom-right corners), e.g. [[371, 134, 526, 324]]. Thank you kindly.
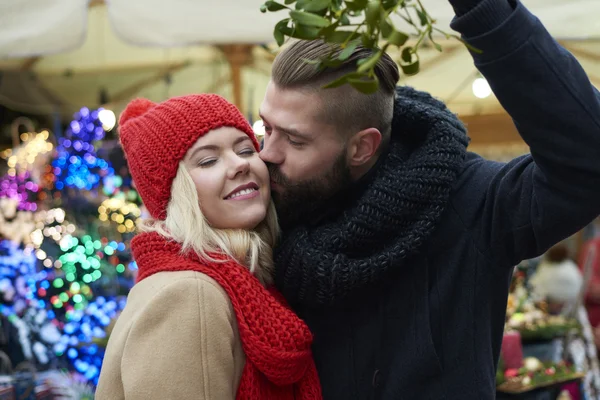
[[267, 150, 352, 230]]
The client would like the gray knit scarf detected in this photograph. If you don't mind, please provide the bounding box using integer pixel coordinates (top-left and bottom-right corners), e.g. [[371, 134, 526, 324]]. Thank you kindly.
[[274, 86, 470, 307]]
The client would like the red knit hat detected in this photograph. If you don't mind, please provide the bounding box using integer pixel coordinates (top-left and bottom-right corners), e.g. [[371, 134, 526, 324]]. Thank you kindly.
[[118, 94, 260, 220]]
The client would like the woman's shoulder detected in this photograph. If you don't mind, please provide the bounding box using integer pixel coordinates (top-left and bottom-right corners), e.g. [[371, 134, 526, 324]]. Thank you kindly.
[[139, 270, 227, 294], [128, 270, 233, 316]]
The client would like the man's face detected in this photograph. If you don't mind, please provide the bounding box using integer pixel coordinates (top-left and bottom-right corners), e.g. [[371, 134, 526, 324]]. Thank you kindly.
[[259, 82, 352, 227]]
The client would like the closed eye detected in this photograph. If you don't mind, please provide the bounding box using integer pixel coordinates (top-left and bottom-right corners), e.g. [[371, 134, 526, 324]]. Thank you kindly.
[[198, 158, 217, 167], [287, 136, 305, 148]]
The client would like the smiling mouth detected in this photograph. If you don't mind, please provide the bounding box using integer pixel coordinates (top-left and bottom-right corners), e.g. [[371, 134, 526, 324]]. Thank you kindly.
[[224, 182, 260, 200], [225, 187, 258, 200]]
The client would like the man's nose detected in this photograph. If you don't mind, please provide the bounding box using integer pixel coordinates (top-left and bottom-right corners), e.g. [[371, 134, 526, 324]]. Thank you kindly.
[[259, 139, 284, 165]]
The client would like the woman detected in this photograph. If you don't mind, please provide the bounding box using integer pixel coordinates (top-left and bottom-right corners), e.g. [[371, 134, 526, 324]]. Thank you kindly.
[[95, 95, 321, 399]]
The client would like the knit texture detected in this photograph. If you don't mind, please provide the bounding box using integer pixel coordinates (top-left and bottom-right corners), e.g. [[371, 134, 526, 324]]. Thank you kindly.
[[131, 232, 322, 400], [275, 86, 469, 307], [118, 94, 259, 220]]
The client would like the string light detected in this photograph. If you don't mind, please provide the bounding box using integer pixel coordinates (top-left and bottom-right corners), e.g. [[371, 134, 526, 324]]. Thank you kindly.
[[0, 172, 39, 211], [1, 130, 54, 176], [28, 208, 75, 252], [253, 120, 265, 140], [0, 112, 138, 384], [55, 295, 127, 385], [98, 196, 141, 234], [472, 77, 492, 99], [97, 109, 116, 132], [0, 240, 38, 316], [52, 107, 114, 191]]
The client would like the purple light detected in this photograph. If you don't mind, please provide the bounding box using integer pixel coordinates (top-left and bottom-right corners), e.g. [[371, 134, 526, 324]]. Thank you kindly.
[[70, 122, 81, 134], [0, 172, 39, 211]]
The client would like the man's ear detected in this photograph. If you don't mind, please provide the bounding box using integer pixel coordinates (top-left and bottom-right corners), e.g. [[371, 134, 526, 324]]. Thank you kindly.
[[347, 128, 382, 166]]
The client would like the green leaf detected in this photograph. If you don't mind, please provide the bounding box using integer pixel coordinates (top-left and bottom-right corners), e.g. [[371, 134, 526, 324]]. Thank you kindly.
[[260, 4, 268, 13], [322, 72, 364, 88], [273, 19, 290, 46], [365, 0, 381, 27], [401, 46, 413, 63], [340, 13, 351, 25], [274, 26, 285, 45], [345, 0, 368, 11], [380, 18, 393, 38], [302, 0, 331, 12], [387, 29, 408, 46], [382, 0, 399, 10], [452, 35, 483, 54], [357, 50, 382, 73], [348, 76, 379, 94], [324, 30, 360, 43], [319, 21, 339, 37], [331, 0, 343, 11], [296, 0, 308, 8], [339, 39, 360, 60], [321, 58, 344, 68], [361, 32, 376, 48], [264, 1, 288, 11], [416, 9, 428, 26], [400, 59, 420, 75], [428, 32, 442, 52], [285, 0, 295, 4], [289, 10, 331, 27], [344, 1, 360, 11], [291, 23, 322, 39], [300, 57, 321, 65]]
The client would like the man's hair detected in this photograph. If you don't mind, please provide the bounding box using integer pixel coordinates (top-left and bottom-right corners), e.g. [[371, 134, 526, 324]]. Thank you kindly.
[[138, 163, 279, 285], [271, 39, 400, 144]]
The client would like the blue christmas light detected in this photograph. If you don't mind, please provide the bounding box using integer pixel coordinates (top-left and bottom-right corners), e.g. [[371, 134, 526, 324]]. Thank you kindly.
[[0, 240, 38, 316], [52, 107, 115, 191], [57, 295, 127, 385]]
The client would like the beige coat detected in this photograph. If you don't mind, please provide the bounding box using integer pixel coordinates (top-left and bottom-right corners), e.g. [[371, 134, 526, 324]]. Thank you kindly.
[[96, 270, 245, 399]]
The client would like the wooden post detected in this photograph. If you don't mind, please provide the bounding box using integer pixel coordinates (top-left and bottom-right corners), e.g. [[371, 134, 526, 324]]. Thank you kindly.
[[217, 44, 254, 113]]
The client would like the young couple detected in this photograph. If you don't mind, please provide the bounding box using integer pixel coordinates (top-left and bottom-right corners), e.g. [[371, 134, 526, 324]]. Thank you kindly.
[[96, 0, 600, 398]]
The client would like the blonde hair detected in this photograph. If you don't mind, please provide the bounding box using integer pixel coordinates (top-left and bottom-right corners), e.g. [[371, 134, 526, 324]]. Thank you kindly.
[[138, 163, 279, 285]]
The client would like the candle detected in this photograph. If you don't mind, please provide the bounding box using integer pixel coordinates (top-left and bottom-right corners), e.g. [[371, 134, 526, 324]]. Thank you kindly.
[[501, 331, 524, 370]]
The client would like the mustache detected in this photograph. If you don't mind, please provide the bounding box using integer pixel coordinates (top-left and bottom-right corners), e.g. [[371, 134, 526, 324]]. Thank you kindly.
[[266, 163, 289, 185]]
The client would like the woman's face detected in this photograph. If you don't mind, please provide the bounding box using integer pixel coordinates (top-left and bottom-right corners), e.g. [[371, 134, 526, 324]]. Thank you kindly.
[[183, 127, 270, 230]]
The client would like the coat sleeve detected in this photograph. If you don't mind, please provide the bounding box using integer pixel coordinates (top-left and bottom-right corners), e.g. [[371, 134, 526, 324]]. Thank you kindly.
[[120, 276, 240, 399], [450, 1, 600, 266]]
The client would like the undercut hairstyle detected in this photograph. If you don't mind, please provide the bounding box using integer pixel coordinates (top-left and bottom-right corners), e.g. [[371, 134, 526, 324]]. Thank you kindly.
[[271, 39, 400, 147]]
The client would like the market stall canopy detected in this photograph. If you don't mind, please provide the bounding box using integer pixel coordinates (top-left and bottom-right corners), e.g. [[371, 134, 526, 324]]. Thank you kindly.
[[0, 0, 598, 126], [1, 0, 598, 57]]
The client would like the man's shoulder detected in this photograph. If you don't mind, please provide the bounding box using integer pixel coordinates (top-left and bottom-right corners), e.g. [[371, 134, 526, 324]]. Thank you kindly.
[[452, 151, 532, 193]]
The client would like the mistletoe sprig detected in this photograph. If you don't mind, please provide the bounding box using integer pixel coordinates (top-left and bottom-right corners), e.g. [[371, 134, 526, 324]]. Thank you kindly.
[[261, 0, 478, 93]]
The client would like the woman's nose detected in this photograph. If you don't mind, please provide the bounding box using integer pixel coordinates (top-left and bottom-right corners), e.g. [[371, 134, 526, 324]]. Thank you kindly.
[[228, 155, 250, 179]]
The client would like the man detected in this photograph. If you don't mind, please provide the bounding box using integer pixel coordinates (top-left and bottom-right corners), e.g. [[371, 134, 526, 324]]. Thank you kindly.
[[259, 0, 600, 399]]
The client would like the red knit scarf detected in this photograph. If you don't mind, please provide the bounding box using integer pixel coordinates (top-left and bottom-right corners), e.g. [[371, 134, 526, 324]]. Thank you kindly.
[[131, 232, 322, 400]]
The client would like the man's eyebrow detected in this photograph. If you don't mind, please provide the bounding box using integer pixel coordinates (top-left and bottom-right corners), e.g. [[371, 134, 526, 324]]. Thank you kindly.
[[259, 114, 312, 141]]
